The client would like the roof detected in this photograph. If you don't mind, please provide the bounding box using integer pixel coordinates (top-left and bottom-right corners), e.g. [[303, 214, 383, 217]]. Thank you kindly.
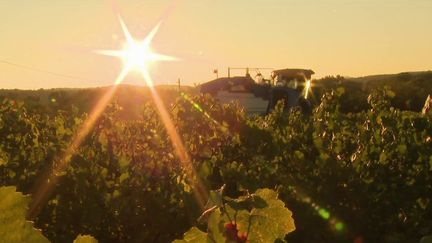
[[200, 76, 257, 94], [200, 76, 271, 99], [272, 69, 315, 80]]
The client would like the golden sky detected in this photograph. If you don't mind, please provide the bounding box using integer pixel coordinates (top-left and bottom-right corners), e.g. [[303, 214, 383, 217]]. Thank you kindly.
[[0, 0, 431, 89]]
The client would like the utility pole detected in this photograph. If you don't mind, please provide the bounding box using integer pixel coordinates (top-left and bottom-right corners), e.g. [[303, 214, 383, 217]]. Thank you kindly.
[[177, 78, 181, 92]]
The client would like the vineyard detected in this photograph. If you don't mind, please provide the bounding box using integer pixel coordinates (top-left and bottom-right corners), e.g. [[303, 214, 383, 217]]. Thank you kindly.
[[1, 87, 432, 242]]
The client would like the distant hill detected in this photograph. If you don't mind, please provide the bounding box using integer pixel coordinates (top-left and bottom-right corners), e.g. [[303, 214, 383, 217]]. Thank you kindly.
[[314, 71, 432, 112], [1, 71, 431, 116], [0, 84, 197, 119], [347, 70, 432, 82]]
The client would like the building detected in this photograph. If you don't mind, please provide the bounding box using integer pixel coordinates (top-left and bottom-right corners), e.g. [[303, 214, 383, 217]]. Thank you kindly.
[[200, 68, 314, 115]]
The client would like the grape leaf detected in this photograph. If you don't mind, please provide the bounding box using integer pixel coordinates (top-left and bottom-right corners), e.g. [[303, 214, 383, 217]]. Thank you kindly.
[[173, 227, 207, 243], [420, 235, 432, 243], [207, 209, 225, 243], [73, 235, 99, 243], [247, 189, 295, 242], [223, 189, 295, 243], [0, 186, 49, 243]]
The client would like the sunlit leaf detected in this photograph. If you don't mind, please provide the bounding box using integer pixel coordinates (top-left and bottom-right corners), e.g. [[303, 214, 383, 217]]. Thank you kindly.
[[173, 227, 207, 243], [73, 235, 98, 243], [0, 186, 49, 243]]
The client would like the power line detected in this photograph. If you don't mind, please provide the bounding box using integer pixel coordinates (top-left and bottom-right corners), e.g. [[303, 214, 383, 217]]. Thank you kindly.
[[0, 59, 99, 83]]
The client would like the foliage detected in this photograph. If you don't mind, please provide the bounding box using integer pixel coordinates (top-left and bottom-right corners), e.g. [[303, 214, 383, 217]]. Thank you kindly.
[[314, 71, 432, 112], [0, 85, 194, 119], [0, 86, 431, 242], [174, 187, 295, 243], [0, 186, 99, 243]]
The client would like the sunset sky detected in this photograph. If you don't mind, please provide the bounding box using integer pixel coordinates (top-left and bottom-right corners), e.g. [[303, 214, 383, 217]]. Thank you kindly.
[[1, 0, 431, 89]]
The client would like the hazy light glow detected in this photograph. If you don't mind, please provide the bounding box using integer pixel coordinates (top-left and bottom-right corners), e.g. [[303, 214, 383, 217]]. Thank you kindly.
[[318, 208, 331, 220], [98, 17, 207, 207], [28, 15, 207, 218], [29, 86, 119, 218], [287, 185, 346, 234], [335, 222, 345, 232], [181, 93, 222, 127], [96, 17, 178, 85]]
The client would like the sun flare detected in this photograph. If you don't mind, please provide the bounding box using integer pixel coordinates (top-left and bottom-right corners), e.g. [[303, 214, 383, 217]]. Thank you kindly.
[[304, 79, 312, 99], [95, 16, 207, 207], [96, 17, 177, 85]]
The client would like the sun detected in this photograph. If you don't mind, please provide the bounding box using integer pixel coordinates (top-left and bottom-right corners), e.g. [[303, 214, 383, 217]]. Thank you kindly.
[[96, 17, 177, 86]]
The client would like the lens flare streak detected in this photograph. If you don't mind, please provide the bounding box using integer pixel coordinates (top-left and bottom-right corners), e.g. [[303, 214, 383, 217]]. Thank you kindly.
[[180, 92, 227, 131], [28, 85, 119, 218], [28, 15, 207, 218], [99, 16, 207, 207], [304, 80, 312, 99], [95, 17, 178, 80], [142, 71, 208, 207], [287, 186, 346, 233]]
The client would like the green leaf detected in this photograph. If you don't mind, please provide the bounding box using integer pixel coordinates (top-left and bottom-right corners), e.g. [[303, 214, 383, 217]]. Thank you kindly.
[[0, 149, 9, 166], [386, 90, 396, 98], [118, 155, 130, 169], [379, 152, 388, 165], [198, 185, 225, 224], [73, 235, 98, 243], [221, 189, 295, 243], [398, 144, 407, 154], [205, 185, 225, 209], [98, 132, 108, 147], [119, 172, 129, 183], [336, 87, 345, 96], [420, 235, 432, 243], [429, 156, 432, 171], [0, 186, 50, 243], [225, 194, 267, 212], [199, 160, 212, 179], [294, 151, 304, 160], [247, 189, 295, 243], [173, 227, 207, 243], [207, 210, 225, 243]]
